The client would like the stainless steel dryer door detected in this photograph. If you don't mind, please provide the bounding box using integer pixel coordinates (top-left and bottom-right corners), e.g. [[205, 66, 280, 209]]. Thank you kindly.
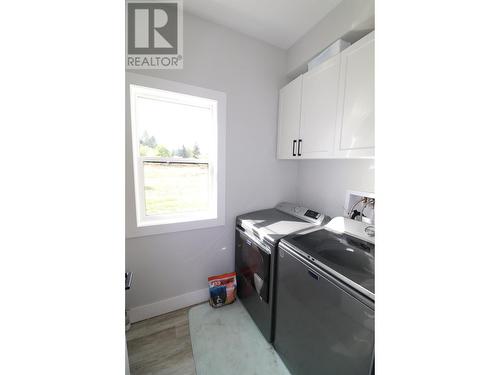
[[235, 227, 271, 303], [274, 243, 374, 375], [235, 226, 275, 342]]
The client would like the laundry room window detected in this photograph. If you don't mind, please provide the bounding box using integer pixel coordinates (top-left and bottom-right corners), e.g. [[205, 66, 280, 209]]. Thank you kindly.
[[127, 74, 226, 237]]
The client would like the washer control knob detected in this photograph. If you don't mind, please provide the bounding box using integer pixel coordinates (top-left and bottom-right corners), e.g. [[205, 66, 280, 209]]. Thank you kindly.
[[294, 207, 301, 213]]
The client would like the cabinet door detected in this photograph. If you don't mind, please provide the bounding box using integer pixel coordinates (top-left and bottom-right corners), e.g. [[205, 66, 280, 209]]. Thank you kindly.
[[299, 54, 341, 159], [277, 75, 302, 159], [335, 31, 374, 158]]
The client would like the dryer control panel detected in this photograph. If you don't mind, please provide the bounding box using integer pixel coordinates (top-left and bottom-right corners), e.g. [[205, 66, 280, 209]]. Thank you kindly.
[[275, 202, 329, 225]]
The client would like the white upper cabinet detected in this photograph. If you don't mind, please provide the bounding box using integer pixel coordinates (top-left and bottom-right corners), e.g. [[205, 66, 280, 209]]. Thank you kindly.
[[335, 31, 374, 158], [277, 75, 302, 159], [276, 31, 374, 159], [299, 54, 341, 158]]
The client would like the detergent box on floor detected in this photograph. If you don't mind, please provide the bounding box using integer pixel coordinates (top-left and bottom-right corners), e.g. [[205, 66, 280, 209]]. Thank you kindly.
[[208, 272, 237, 308]]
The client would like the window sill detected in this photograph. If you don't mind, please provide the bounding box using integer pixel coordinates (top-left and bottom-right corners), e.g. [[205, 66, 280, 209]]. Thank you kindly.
[[126, 215, 225, 238]]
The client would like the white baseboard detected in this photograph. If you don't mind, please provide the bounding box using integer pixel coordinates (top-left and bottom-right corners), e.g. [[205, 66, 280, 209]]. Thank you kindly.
[[128, 288, 209, 323]]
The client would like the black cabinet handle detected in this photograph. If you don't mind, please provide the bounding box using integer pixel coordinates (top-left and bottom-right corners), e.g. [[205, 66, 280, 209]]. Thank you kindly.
[[298, 139, 302, 156], [292, 140, 297, 156], [125, 272, 133, 290]]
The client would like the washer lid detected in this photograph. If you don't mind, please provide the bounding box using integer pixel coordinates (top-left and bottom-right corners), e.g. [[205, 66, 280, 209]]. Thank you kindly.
[[283, 228, 375, 298], [237, 208, 316, 246]]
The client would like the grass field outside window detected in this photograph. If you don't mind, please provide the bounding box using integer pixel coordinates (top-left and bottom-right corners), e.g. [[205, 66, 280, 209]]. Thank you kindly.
[[143, 161, 210, 216]]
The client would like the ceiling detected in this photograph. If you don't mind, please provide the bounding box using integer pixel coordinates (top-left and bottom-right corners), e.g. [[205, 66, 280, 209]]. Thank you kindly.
[[183, 0, 344, 49]]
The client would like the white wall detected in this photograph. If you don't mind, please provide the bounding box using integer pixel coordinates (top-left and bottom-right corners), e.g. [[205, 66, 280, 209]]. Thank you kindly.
[[286, 0, 374, 77], [296, 159, 374, 218], [125, 13, 298, 314]]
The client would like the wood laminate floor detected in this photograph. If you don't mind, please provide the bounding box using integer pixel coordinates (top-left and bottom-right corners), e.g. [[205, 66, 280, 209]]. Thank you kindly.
[[126, 306, 197, 375]]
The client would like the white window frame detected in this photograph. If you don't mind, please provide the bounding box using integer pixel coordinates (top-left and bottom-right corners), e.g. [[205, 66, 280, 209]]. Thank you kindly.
[[126, 73, 226, 238]]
